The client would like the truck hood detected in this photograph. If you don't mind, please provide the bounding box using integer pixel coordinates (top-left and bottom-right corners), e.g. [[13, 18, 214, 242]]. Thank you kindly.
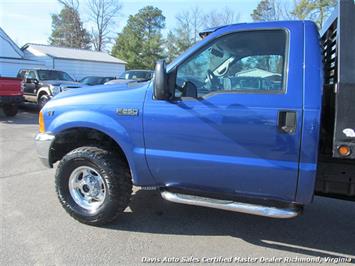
[[45, 81, 150, 109], [41, 80, 80, 86]]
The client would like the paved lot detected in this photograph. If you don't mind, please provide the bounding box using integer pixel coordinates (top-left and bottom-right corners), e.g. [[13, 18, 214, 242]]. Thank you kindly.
[[1, 106, 355, 265]]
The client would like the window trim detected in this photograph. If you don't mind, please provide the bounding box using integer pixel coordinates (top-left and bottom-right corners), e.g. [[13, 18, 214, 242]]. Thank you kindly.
[[171, 28, 290, 99]]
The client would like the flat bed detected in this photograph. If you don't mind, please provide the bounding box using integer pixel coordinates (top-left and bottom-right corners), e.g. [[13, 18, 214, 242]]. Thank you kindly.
[[316, 0, 355, 200]]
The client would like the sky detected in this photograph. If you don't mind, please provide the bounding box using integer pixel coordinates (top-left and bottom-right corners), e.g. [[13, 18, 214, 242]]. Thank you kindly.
[[0, 0, 261, 48]]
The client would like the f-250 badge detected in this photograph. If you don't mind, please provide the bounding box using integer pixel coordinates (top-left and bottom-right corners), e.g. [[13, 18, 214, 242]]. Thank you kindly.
[[116, 108, 139, 116], [343, 128, 355, 138]]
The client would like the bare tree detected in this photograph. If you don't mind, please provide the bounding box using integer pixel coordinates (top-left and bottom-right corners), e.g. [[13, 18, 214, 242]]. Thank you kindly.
[[174, 7, 204, 43], [252, 0, 336, 28], [251, 0, 284, 21], [291, 0, 336, 28], [190, 7, 204, 43], [221, 7, 240, 25], [58, 0, 79, 10], [278, 1, 297, 20], [87, 0, 122, 51], [203, 7, 240, 28]]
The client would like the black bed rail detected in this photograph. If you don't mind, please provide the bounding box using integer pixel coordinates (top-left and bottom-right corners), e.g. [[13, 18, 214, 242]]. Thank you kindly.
[[320, 0, 355, 159]]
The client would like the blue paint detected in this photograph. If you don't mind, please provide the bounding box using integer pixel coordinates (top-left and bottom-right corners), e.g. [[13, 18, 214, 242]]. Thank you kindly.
[[41, 20, 322, 205]]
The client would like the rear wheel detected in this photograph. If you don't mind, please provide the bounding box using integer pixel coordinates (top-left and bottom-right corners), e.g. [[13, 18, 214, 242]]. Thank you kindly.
[[3, 104, 18, 117], [55, 146, 132, 225], [38, 94, 50, 108]]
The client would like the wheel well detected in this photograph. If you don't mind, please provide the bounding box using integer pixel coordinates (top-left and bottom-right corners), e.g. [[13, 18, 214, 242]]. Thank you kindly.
[[37, 90, 49, 101], [50, 127, 129, 166]]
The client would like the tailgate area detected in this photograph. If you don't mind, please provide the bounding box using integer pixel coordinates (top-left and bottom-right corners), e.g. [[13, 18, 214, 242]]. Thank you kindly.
[[317, 0, 355, 200]]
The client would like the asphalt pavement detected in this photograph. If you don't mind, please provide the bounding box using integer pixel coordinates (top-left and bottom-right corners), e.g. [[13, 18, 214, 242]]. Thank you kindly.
[[1, 105, 354, 265]]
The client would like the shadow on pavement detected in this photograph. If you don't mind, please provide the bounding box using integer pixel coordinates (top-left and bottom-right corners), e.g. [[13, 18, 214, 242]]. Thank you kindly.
[[106, 190, 355, 260], [1, 102, 353, 260], [0, 103, 39, 125], [19, 103, 40, 113]]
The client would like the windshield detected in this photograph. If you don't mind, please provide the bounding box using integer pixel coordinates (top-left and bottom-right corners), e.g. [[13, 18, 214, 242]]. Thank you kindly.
[[38, 70, 74, 81], [119, 71, 152, 80], [80, 77, 102, 85]]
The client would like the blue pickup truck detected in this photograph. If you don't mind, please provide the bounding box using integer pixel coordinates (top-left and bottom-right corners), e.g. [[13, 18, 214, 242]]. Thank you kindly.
[[35, 0, 355, 225]]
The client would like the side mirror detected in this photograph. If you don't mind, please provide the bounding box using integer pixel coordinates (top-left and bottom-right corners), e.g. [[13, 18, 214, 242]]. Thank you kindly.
[[153, 60, 170, 100], [26, 78, 39, 84]]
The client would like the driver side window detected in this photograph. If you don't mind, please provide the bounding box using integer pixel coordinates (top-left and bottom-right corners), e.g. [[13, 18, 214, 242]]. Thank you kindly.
[[26, 71, 36, 80], [175, 29, 287, 98]]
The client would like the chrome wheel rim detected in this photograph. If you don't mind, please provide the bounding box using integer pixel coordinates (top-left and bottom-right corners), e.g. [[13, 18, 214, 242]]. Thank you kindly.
[[68, 166, 106, 212]]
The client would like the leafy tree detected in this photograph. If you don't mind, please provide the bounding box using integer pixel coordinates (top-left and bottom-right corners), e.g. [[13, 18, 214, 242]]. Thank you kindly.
[[291, 0, 310, 20], [49, 0, 91, 49], [292, 0, 336, 28], [112, 6, 165, 69]]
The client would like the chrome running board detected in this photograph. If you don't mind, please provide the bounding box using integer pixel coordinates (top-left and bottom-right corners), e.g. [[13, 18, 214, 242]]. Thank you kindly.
[[161, 191, 300, 219]]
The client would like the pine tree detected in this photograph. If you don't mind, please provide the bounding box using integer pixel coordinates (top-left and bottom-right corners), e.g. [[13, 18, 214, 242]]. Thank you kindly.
[[49, 3, 91, 49], [111, 6, 165, 69]]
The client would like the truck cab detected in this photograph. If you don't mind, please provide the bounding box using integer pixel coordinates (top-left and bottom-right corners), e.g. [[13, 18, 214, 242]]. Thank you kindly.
[[17, 69, 81, 108], [147, 22, 321, 206], [35, 1, 354, 226]]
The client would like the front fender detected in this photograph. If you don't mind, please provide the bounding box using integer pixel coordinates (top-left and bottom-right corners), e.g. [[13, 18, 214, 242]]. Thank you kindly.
[[46, 110, 156, 186], [37, 87, 51, 98]]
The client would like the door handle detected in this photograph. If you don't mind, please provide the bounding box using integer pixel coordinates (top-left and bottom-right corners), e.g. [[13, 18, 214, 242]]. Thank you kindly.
[[278, 111, 297, 134]]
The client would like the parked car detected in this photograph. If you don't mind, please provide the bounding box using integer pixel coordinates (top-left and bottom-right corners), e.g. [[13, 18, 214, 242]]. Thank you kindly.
[[79, 76, 115, 86], [17, 69, 81, 108], [35, 0, 355, 226], [118, 70, 153, 81], [105, 70, 153, 85], [0, 76, 23, 117], [104, 79, 136, 85]]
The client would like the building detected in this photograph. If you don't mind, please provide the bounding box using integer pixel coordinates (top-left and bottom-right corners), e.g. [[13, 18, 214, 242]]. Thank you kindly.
[[22, 43, 126, 80], [0, 27, 127, 79], [0, 27, 45, 77], [236, 68, 281, 79]]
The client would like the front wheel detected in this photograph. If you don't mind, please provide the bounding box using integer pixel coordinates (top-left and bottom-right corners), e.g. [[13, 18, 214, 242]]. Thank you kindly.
[[3, 104, 18, 117], [38, 94, 50, 109], [55, 146, 132, 225]]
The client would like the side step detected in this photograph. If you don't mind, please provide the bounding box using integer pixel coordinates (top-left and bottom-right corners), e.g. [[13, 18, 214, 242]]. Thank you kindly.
[[161, 191, 300, 219]]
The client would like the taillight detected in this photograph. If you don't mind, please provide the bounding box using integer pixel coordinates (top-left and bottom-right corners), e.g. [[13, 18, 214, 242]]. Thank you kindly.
[[338, 145, 351, 157], [20, 81, 24, 93]]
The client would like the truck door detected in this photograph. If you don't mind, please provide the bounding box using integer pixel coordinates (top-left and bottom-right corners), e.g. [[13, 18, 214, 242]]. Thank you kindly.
[[144, 25, 304, 201], [24, 70, 38, 96]]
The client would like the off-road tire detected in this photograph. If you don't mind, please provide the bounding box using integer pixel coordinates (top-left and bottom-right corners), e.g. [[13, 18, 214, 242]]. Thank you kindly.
[[55, 146, 132, 226], [38, 94, 50, 109], [3, 104, 18, 117]]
